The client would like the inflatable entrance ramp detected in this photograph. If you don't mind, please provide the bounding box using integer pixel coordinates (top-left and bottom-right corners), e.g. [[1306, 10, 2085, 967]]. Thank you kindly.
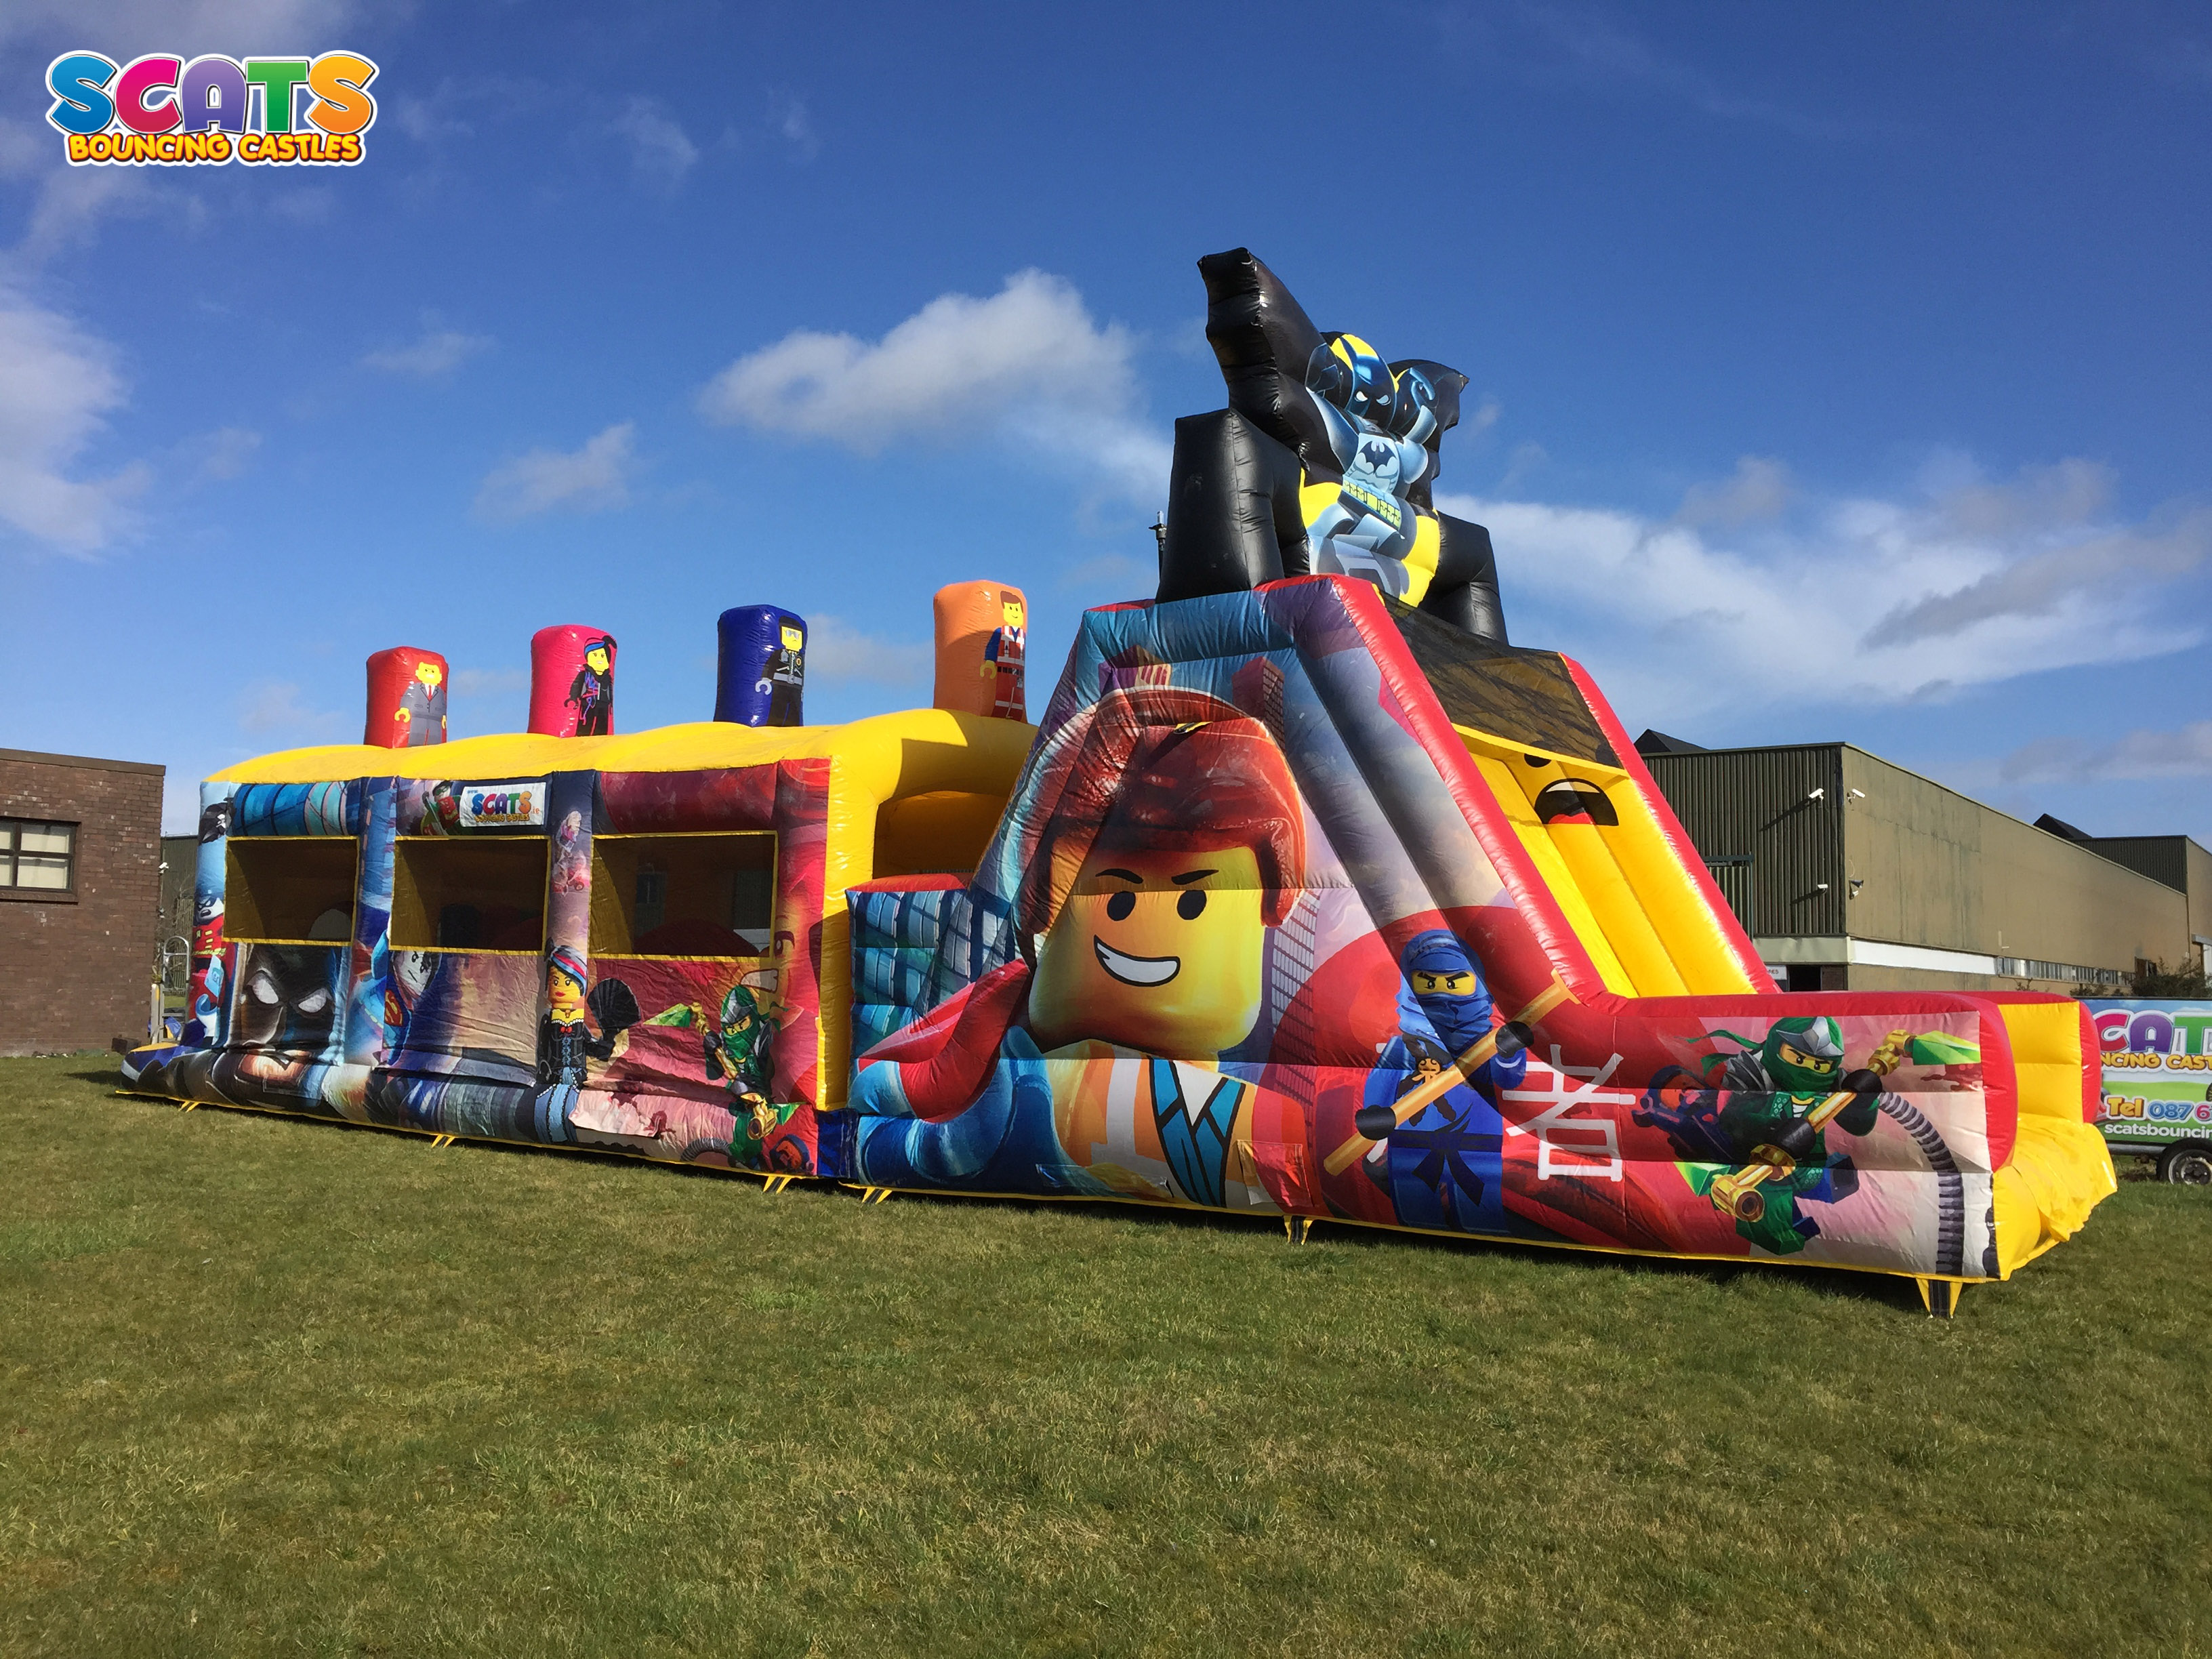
[[838, 249, 2114, 1304]]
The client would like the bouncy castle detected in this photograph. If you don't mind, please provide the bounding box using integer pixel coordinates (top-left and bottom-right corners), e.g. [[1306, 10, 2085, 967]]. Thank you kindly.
[[127, 249, 2115, 1311]]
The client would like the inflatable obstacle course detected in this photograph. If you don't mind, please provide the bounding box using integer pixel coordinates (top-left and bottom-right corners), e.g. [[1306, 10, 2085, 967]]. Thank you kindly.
[[125, 249, 2116, 1305]]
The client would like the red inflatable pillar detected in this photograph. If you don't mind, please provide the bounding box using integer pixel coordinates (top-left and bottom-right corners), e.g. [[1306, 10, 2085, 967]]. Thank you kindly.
[[529, 626, 618, 737], [932, 581, 1028, 721], [364, 647, 449, 748]]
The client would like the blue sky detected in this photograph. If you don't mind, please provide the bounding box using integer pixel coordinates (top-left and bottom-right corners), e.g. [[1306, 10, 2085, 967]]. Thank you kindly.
[[5, 0, 2209, 842]]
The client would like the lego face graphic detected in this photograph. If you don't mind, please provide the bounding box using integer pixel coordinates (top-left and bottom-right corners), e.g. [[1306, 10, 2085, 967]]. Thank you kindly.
[[1001, 598, 1025, 630], [583, 644, 611, 675], [546, 967, 586, 1021], [1029, 842, 1265, 1056], [1410, 966, 1475, 1000], [414, 659, 443, 692], [223, 945, 343, 1092], [234, 948, 337, 1049], [779, 623, 804, 653]]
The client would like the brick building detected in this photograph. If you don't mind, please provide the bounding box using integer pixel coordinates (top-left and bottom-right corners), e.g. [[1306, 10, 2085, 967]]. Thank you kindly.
[[0, 748, 165, 1056]]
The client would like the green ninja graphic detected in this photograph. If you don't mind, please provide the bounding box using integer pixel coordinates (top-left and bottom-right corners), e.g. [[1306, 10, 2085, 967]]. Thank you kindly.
[[1636, 1015, 1878, 1255]]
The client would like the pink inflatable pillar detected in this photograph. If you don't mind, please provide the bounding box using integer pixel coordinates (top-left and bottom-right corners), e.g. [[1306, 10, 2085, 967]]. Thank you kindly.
[[529, 625, 618, 737]]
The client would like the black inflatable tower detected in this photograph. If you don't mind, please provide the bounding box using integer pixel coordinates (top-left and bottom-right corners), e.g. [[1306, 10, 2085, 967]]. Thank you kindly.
[[1157, 249, 1509, 644]]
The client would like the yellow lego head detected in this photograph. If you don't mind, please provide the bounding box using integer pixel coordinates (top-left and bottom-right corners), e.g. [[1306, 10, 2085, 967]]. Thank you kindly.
[[1019, 705, 1305, 1059], [1001, 597, 1025, 630], [414, 659, 443, 691], [583, 643, 611, 674], [545, 957, 586, 1021], [779, 623, 804, 652], [1030, 843, 1265, 1054]]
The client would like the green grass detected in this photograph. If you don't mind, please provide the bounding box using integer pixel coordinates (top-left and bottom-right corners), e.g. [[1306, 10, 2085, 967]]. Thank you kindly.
[[1, 1056, 2207, 1658]]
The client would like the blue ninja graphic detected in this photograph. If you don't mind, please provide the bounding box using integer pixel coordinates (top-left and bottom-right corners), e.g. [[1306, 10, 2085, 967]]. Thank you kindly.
[[1356, 929, 1528, 1233]]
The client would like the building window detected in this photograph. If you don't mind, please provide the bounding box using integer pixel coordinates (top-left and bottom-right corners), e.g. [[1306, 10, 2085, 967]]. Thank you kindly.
[[0, 819, 76, 892]]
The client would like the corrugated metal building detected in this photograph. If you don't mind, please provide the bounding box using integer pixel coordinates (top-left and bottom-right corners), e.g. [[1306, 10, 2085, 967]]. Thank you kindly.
[[1639, 734, 2204, 995]]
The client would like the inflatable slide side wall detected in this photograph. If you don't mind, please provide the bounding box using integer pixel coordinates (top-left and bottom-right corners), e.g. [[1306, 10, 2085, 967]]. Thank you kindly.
[[840, 576, 2114, 1290]]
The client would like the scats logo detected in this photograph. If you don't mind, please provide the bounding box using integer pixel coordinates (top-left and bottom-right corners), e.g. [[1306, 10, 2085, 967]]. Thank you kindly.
[[46, 52, 377, 167], [458, 781, 545, 829]]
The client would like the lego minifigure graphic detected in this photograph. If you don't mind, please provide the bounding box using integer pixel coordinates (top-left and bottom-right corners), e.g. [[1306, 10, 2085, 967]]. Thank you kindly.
[[394, 658, 447, 746], [980, 595, 1025, 720], [566, 638, 615, 736]]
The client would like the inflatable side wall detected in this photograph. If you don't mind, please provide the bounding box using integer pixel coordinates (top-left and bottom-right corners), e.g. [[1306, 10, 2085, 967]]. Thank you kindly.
[[126, 708, 1037, 1180]]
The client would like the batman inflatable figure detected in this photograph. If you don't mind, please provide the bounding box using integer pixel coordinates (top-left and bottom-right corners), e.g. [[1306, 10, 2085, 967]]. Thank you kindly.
[[1156, 248, 1509, 643]]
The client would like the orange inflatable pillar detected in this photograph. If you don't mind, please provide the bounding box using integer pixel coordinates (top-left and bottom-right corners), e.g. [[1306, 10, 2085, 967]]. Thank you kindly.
[[933, 581, 1028, 720], [364, 647, 449, 747]]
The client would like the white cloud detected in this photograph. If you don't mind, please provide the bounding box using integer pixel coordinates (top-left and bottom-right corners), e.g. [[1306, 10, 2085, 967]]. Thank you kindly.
[[361, 325, 495, 378], [613, 99, 698, 188], [1439, 1, 1885, 141], [0, 284, 146, 552], [1675, 454, 1791, 527], [473, 422, 636, 522], [768, 92, 819, 159], [1, 0, 354, 47], [237, 680, 343, 737], [451, 666, 530, 697], [699, 269, 1170, 505], [2001, 722, 2212, 786], [195, 426, 261, 480], [1441, 457, 2212, 723], [803, 615, 933, 687]]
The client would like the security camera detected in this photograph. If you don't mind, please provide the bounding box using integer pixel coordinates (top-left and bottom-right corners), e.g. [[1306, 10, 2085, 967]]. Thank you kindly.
[[1848, 788, 1866, 800], [1807, 787, 1825, 800]]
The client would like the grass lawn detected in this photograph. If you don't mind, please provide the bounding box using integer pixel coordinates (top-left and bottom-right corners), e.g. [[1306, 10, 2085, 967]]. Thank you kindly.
[[1, 1056, 2207, 1658]]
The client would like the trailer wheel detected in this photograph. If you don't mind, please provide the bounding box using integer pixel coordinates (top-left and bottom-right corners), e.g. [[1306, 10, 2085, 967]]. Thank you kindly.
[[2158, 1143, 2212, 1186]]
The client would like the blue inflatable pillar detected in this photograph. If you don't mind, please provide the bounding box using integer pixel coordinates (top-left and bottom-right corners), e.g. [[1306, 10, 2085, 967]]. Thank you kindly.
[[715, 607, 807, 726]]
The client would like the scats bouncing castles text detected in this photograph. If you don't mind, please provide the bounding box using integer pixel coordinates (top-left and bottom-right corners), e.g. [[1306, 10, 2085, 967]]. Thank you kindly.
[[46, 52, 377, 166]]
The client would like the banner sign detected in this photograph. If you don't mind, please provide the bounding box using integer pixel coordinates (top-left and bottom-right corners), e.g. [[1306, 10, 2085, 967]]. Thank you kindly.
[[456, 779, 546, 830], [2085, 999, 2212, 1148]]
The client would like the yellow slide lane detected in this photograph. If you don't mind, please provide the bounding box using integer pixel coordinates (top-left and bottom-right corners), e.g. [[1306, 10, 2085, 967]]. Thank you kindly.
[[1461, 729, 1762, 999]]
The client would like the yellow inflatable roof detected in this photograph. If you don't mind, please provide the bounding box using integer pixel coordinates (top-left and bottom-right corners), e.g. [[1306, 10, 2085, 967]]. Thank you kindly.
[[213, 708, 1038, 805]]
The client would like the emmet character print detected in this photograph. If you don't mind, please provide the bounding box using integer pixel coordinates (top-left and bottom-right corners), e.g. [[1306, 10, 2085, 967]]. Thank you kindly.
[[980, 594, 1025, 720], [848, 688, 1313, 1211]]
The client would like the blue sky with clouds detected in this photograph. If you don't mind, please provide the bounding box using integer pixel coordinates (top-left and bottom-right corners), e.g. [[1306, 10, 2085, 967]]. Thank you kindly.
[[5, 1, 2209, 840]]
